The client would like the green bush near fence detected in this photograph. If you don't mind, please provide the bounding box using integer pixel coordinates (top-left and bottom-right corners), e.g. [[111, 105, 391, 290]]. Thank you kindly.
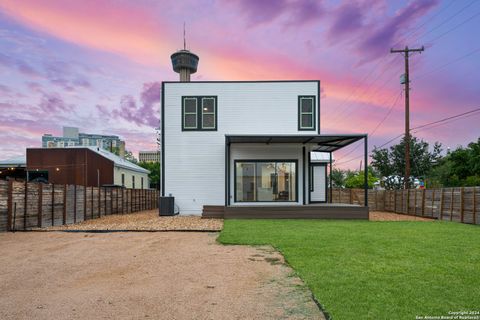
[[219, 219, 480, 320]]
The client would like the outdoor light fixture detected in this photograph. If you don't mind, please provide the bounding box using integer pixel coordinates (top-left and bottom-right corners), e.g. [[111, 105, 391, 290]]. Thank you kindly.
[[56, 167, 60, 171]]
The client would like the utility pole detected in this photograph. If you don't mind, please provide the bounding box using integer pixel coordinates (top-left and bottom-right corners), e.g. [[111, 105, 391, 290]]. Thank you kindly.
[[390, 46, 424, 189]]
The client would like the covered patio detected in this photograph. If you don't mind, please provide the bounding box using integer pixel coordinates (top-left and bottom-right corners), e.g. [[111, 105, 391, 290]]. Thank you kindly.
[[204, 134, 369, 219]]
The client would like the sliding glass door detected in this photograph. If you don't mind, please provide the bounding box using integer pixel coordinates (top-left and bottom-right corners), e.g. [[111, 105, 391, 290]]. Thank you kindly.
[[235, 160, 297, 202]]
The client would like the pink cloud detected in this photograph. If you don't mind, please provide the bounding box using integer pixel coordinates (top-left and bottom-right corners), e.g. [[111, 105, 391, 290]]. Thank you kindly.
[[103, 82, 161, 128]]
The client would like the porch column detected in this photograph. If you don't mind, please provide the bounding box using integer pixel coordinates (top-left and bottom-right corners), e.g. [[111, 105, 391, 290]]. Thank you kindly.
[[302, 146, 306, 205], [225, 138, 230, 206], [364, 135, 368, 207], [329, 152, 333, 203]]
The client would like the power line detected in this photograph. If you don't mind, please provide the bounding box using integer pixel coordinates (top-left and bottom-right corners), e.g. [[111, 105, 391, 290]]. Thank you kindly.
[[413, 47, 480, 80], [412, 0, 479, 43], [425, 10, 480, 44], [411, 107, 480, 132], [335, 106, 480, 166], [335, 91, 403, 162]]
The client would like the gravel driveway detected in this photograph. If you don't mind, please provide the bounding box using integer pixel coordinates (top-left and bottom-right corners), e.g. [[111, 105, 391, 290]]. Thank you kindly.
[[0, 232, 324, 320]]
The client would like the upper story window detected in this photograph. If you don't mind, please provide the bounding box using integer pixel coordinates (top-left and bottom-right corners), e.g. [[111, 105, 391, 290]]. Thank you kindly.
[[182, 96, 217, 131], [298, 96, 316, 131]]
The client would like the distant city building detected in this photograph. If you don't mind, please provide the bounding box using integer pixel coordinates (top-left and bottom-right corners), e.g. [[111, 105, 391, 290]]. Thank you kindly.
[[139, 151, 160, 163], [42, 127, 125, 157]]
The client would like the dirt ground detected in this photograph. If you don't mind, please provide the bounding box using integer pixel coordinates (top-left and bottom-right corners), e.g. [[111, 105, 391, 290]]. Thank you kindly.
[[369, 211, 434, 221], [38, 210, 224, 231], [0, 232, 324, 320]]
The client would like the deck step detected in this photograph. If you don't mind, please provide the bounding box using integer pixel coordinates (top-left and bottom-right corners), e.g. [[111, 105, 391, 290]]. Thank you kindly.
[[202, 206, 225, 219], [224, 205, 369, 219]]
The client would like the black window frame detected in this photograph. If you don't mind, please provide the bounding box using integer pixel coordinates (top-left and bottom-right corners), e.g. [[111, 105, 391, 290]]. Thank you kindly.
[[233, 159, 298, 203], [298, 95, 316, 131], [181, 96, 218, 131]]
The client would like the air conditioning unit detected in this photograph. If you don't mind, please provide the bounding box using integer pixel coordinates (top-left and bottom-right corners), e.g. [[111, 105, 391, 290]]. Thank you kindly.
[[159, 196, 175, 216]]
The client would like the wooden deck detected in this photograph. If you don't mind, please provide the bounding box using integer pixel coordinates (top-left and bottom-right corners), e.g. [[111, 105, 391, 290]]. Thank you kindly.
[[202, 204, 369, 219]]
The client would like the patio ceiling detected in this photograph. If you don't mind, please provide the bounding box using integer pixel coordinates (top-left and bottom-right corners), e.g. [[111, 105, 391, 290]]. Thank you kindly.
[[225, 134, 366, 152]]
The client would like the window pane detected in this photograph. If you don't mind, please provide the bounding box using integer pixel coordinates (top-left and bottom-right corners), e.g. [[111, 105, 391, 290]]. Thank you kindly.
[[184, 99, 197, 113], [276, 162, 296, 201], [202, 114, 215, 128], [236, 163, 255, 201], [184, 114, 197, 128], [301, 114, 313, 128], [301, 98, 313, 113], [235, 161, 297, 202], [202, 98, 215, 113], [256, 162, 276, 201]]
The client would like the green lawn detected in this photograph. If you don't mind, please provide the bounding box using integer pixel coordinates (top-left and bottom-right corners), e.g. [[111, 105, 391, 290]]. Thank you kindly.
[[218, 220, 480, 320]]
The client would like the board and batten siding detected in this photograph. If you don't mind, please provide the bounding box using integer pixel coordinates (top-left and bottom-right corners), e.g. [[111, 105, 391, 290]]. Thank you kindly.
[[113, 167, 149, 189], [163, 81, 319, 215]]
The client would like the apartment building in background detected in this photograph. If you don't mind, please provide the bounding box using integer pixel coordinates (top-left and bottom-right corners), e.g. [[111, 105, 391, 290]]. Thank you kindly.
[[139, 151, 160, 163], [42, 126, 125, 157]]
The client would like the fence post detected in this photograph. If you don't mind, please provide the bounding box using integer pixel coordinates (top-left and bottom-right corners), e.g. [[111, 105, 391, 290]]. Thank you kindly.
[[412, 190, 415, 214], [84, 185, 87, 221], [440, 189, 444, 220], [98, 187, 101, 218], [63, 184, 67, 225], [90, 187, 93, 219], [460, 187, 464, 223], [24, 180, 28, 230], [38, 183, 43, 228], [51, 183, 55, 226], [431, 189, 436, 218], [110, 188, 113, 214], [406, 189, 409, 215], [73, 185, 77, 223], [104, 187, 107, 215], [421, 189, 426, 217], [473, 187, 477, 225], [7, 180, 13, 231], [450, 188, 454, 221]]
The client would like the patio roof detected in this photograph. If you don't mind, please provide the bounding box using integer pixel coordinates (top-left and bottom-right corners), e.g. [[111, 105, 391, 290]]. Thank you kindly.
[[225, 134, 366, 152]]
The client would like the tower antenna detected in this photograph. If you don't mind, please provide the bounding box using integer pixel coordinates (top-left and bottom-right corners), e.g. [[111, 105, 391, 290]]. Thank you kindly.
[[170, 23, 199, 82]]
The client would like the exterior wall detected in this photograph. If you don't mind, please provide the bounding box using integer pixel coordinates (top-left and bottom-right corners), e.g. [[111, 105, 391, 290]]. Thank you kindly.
[[113, 166, 149, 189], [27, 148, 114, 187], [163, 81, 319, 215]]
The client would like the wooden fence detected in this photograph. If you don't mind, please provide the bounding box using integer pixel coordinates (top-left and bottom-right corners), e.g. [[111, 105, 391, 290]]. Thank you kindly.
[[0, 180, 159, 232], [331, 187, 480, 225]]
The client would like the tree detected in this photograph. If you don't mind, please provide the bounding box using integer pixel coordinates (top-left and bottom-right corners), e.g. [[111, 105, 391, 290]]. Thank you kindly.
[[124, 150, 138, 163], [428, 138, 480, 187], [371, 135, 442, 189], [331, 168, 346, 188], [344, 170, 377, 189], [138, 161, 160, 189]]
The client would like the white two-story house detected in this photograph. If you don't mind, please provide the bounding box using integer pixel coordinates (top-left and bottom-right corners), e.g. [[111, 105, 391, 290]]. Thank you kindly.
[[161, 80, 369, 218]]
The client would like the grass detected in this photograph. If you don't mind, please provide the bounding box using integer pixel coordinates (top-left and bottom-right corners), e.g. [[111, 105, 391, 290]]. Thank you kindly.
[[218, 219, 480, 320]]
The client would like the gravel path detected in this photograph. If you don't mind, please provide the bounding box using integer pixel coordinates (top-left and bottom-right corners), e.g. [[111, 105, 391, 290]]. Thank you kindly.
[[370, 211, 434, 221], [38, 210, 223, 231], [0, 232, 324, 320]]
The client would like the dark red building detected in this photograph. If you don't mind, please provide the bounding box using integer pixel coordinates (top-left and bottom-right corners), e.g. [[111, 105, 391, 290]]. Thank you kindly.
[[27, 148, 114, 187]]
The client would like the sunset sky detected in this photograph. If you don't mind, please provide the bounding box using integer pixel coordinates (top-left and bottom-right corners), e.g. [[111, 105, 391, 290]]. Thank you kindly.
[[0, 0, 479, 168]]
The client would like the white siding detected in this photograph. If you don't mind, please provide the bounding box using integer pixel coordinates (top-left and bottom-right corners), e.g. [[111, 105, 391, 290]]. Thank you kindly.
[[163, 81, 319, 215]]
